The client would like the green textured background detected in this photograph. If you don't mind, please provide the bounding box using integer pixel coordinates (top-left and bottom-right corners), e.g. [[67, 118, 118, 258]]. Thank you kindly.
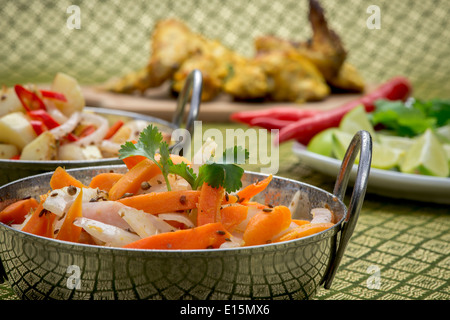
[[1, 0, 450, 99], [0, 1, 449, 300]]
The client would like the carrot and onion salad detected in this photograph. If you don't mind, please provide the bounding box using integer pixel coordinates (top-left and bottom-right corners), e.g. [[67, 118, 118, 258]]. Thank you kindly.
[[0, 125, 336, 249]]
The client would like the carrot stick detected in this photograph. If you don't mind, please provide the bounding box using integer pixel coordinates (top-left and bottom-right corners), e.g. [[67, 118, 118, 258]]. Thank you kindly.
[[274, 222, 335, 242], [197, 182, 224, 226], [222, 193, 238, 205], [123, 222, 231, 250], [220, 204, 248, 232], [21, 195, 56, 238], [243, 205, 291, 246], [292, 219, 310, 226], [122, 155, 147, 170], [56, 189, 83, 243], [88, 172, 124, 192], [50, 166, 86, 190], [117, 190, 200, 214], [110, 155, 191, 200], [0, 197, 39, 225], [109, 158, 162, 200], [237, 174, 273, 203]]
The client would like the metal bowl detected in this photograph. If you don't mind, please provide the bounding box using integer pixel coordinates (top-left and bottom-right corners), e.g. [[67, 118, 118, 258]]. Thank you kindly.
[[0, 131, 372, 300], [0, 70, 202, 186]]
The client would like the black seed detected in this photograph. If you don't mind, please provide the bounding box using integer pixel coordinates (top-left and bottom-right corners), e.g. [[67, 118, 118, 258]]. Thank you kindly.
[[67, 185, 77, 196]]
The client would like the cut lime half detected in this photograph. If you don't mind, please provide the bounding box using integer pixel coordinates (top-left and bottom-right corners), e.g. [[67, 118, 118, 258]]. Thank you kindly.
[[339, 105, 377, 139], [332, 130, 404, 170], [307, 128, 338, 157], [400, 129, 449, 177]]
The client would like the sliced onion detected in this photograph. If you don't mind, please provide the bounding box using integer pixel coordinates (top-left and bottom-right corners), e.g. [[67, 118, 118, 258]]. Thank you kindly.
[[158, 213, 195, 228], [45, 100, 69, 124], [73, 112, 108, 146], [118, 206, 176, 238], [310, 208, 333, 224], [220, 234, 244, 249], [74, 217, 140, 247], [99, 139, 121, 155], [50, 111, 81, 140]]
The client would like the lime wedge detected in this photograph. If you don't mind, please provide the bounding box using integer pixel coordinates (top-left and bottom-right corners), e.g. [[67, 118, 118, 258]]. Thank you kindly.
[[340, 105, 377, 139], [307, 128, 338, 157], [378, 135, 415, 151], [332, 130, 355, 161], [371, 145, 405, 170], [443, 144, 450, 167], [400, 129, 449, 177], [436, 124, 450, 143], [332, 130, 404, 170]]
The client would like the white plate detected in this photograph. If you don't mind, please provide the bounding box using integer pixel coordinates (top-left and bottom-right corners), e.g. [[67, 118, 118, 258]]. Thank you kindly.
[[292, 142, 450, 205]]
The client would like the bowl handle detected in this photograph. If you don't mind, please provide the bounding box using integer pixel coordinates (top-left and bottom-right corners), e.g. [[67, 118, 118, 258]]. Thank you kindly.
[[322, 130, 372, 289], [0, 256, 6, 283], [170, 69, 203, 151]]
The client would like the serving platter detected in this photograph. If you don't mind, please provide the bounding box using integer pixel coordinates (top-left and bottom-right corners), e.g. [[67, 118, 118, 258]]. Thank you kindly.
[[292, 141, 450, 204]]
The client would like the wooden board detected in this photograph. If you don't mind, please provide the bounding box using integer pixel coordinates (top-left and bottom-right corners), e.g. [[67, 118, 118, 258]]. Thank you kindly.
[[82, 83, 370, 123]]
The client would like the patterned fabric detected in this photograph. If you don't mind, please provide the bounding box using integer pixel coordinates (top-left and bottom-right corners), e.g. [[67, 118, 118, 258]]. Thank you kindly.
[[1, 0, 450, 99]]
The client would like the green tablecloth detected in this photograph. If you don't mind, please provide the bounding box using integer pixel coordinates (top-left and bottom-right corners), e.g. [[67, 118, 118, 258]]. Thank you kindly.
[[1, 123, 449, 300]]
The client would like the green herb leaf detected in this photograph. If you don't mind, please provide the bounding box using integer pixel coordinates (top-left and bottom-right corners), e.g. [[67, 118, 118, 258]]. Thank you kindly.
[[118, 124, 163, 161], [372, 99, 438, 137], [118, 124, 172, 190], [169, 162, 197, 188]]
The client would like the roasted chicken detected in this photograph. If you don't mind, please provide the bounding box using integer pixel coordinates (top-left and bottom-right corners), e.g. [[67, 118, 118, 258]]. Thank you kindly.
[[102, 0, 364, 103]]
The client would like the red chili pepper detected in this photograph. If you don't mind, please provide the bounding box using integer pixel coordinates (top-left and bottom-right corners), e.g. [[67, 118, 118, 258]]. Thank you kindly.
[[40, 90, 67, 102], [68, 134, 79, 141], [276, 77, 412, 145], [248, 117, 294, 131], [14, 85, 47, 112], [30, 119, 47, 136], [230, 107, 321, 124], [28, 109, 60, 129], [78, 125, 96, 138], [103, 120, 124, 140], [28, 109, 79, 142]]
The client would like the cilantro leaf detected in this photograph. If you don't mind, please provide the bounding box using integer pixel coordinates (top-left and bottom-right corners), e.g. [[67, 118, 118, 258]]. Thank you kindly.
[[193, 146, 248, 193], [119, 124, 163, 161], [371, 98, 449, 137], [219, 146, 250, 164], [118, 124, 172, 190], [169, 162, 197, 188]]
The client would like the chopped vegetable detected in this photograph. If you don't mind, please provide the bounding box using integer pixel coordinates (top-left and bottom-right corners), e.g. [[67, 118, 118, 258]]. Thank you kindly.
[[274, 222, 335, 242], [50, 166, 86, 190], [123, 222, 231, 250], [14, 85, 46, 112], [21, 195, 56, 238], [197, 182, 224, 226], [88, 172, 124, 192], [0, 125, 337, 249], [104, 120, 125, 140], [237, 174, 273, 203], [0, 197, 39, 225], [56, 188, 83, 242], [242, 205, 292, 246], [117, 190, 200, 214]]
